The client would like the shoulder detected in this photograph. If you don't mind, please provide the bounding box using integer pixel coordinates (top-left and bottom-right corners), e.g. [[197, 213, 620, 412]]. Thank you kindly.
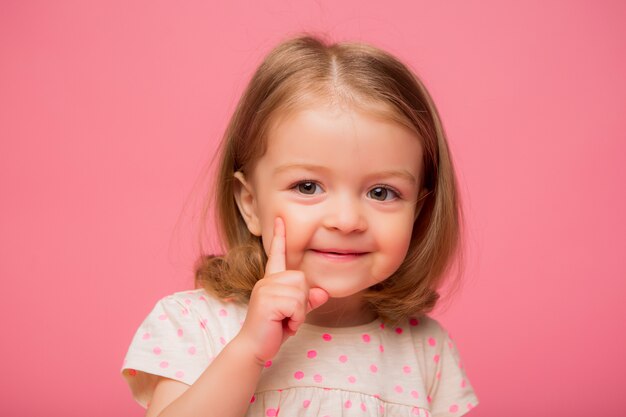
[[124, 288, 248, 359], [156, 288, 248, 320], [405, 315, 480, 415], [164, 288, 249, 340], [406, 315, 459, 371], [157, 288, 226, 309], [404, 315, 450, 347], [120, 289, 250, 408], [404, 316, 452, 380]]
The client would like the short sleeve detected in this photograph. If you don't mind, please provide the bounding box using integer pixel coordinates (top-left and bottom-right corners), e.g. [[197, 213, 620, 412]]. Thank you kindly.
[[120, 295, 213, 409], [422, 320, 479, 416]]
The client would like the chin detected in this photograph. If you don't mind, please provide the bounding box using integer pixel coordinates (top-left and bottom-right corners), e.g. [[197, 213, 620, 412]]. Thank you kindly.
[[323, 289, 358, 299], [310, 280, 372, 299]]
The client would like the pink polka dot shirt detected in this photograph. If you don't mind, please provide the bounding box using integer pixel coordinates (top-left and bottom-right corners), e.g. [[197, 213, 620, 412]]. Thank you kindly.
[[121, 289, 479, 416]]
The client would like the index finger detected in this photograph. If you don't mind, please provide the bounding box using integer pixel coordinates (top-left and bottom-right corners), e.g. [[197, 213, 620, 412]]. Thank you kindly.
[[265, 217, 286, 276]]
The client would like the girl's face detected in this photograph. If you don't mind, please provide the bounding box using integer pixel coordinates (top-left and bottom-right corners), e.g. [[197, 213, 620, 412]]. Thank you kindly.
[[235, 101, 424, 302]]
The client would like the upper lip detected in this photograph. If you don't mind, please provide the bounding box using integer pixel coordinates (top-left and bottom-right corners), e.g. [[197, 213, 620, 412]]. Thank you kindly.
[[311, 248, 369, 254]]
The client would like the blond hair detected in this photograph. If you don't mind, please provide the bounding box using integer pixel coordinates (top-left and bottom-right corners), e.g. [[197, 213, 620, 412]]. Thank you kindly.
[[195, 33, 464, 324]]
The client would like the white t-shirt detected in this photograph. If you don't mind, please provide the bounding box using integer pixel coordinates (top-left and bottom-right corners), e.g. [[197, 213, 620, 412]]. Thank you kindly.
[[121, 288, 479, 416]]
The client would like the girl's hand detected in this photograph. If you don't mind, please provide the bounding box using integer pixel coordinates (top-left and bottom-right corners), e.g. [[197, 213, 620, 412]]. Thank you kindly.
[[237, 217, 329, 364]]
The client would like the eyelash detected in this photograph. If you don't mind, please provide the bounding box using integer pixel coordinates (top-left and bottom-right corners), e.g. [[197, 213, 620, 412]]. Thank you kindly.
[[289, 180, 402, 201]]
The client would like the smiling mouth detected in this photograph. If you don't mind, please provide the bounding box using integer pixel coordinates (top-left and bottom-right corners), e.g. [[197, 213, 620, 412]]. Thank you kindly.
[[310, 249, 368, 260]]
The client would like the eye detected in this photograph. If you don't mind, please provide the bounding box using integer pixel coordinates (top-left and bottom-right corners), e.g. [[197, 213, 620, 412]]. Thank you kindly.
[[294, 181, 323, 195], [368, 186, 399, 201]]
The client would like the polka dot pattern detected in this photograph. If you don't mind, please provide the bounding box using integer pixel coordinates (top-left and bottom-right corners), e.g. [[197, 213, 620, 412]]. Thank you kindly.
[[121, 289, 478, 416]]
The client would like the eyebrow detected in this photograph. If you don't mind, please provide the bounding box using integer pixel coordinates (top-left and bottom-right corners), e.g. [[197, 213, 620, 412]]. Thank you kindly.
[[273, 163, 417, 185]]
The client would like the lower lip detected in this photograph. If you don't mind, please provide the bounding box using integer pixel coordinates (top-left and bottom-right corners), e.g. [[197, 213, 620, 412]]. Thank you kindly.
[[310, 250, 367, 262]]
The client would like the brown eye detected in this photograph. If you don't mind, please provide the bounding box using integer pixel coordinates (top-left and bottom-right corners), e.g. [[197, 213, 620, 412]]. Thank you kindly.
[[297, 182, 320, 195], [368, 186, 397, 201]]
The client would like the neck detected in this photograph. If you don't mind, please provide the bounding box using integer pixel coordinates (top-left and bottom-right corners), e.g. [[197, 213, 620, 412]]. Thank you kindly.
[[304, 292, 377, 327]]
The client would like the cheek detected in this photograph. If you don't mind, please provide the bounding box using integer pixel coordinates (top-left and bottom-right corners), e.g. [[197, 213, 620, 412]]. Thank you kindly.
[[283, 211, 317, 265], [281, 206, 316, 231], [260, 207, 316, 266], [256, 194, 303, 249], [376, 215, 414, 260]]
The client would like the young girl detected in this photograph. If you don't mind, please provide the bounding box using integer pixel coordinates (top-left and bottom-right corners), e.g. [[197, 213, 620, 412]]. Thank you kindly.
[[121, 34, 479, 417]]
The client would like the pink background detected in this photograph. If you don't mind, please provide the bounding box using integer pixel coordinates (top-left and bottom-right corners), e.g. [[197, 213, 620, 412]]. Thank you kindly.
[[1, 1, 625, 416]]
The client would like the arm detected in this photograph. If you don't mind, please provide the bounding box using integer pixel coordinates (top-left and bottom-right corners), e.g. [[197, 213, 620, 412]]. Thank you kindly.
[[147, 217, 328, 417], [147, 334, 263, 417]]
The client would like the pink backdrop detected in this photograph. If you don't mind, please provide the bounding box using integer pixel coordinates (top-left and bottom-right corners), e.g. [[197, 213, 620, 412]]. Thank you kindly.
[[1, 1, 625, 416]]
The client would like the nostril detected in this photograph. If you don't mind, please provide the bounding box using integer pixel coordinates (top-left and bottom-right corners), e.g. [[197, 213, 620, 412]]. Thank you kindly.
[[322, 209, 368, 233]]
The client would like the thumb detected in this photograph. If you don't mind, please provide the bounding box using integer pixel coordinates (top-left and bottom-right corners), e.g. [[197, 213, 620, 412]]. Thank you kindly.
[[307, 288, 330, 313]]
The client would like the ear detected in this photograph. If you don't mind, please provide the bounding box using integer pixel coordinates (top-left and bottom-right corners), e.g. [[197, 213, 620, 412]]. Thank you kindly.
[[233, 171, 262, 236]]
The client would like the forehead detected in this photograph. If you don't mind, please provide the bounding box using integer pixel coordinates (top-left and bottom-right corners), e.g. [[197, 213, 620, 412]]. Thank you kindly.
[[260, 102, 424, 174]]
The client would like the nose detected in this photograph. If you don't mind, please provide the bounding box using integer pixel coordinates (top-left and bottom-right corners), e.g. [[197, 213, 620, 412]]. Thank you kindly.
[[322, 193, 367, 233]]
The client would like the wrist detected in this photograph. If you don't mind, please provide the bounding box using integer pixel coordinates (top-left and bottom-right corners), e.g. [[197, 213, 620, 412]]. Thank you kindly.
[[229, 333, 267, 368]]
